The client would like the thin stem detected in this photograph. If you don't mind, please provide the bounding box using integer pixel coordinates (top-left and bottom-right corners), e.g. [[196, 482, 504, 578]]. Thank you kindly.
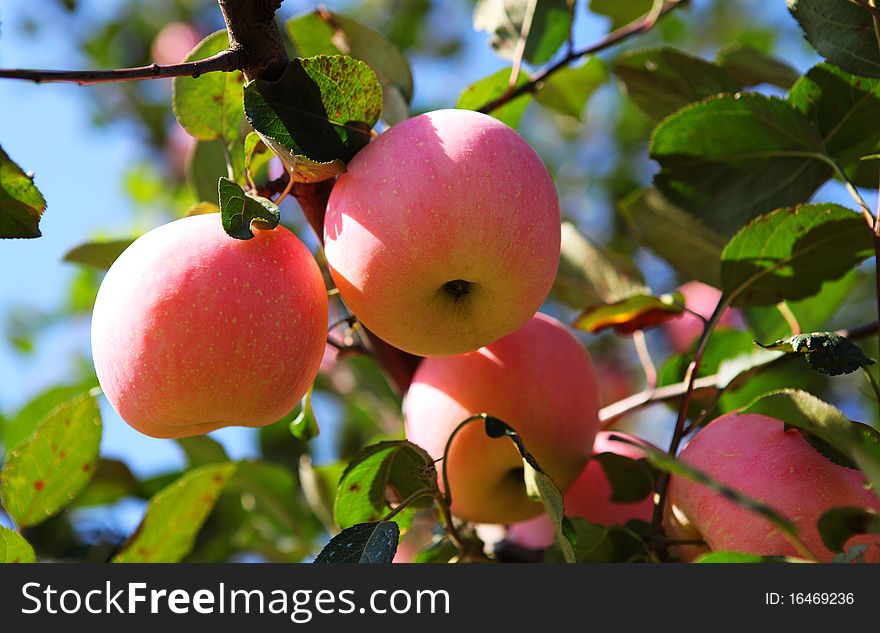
[[0, 49, 240, 85], [381, 489, 435, 523], [776, 301, 801, 336], [507, 0, 538, 89], [433, 491, 468, 555], [274, 169, 295, 205], [820, 154, 877, 229], [632, 330, 657, 389], [864, 364, 880, 403], [221, 142, 235, 181], [439, 415, 487, 507], [477, 0, 686, 114]]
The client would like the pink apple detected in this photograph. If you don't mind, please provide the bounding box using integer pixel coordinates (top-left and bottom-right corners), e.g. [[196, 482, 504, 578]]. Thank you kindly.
[[151, 22, 202, 66], [91, 213, 328, 438], [507, 431, 655, 549], [665, 412, 880, 562], [324, 109, 561, 356], [664, 281, 743, 352], [404, 313, 599, 524]]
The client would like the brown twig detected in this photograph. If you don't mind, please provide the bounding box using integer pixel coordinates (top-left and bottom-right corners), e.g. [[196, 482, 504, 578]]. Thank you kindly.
[[477, 0, 686, 114], [0, 49, 240, 85]]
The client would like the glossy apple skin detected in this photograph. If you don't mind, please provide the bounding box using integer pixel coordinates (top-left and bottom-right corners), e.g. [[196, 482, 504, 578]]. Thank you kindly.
[[507, 432, 655, 549], [91, 214, 328, 438], [664, 281, 743, 352], [404, 313, 599, 524], [324, 109, 561, 356], [666, 412, 880, 562]]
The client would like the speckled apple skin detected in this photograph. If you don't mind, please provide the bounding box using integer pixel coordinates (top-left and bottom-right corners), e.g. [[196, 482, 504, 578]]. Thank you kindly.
[[324, 109, 561, 357], [508, 431, 655, 548], [666, 412, 880, 562], [404, 313, 599, 524], [91, 214, 328, 438]]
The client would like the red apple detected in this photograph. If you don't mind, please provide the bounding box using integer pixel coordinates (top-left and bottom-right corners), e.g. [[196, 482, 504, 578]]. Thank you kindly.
[[665, 412, 880, 561], [324, 109, 561, 356], [507, 431, 655, 549], [91, 213, 328, 438], [404, 313, 600, 524]]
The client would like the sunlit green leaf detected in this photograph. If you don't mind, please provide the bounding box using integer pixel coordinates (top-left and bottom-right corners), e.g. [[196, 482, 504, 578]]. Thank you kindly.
[[0, 145, 45, 239]]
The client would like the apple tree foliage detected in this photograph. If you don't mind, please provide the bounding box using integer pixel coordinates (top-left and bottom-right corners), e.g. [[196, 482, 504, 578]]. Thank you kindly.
[[0, 0, 879, 564]]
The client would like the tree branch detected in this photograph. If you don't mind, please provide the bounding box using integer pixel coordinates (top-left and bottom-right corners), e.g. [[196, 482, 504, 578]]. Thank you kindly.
[[217, 0, 288, 81], [0, 49, 240, 85], [477, 0, 686, 115], [599, 320, 880, 426]]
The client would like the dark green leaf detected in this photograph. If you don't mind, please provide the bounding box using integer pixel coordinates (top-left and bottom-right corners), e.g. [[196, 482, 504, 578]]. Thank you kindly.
[[217, 177, 280, 240], [535, 57, 607, 120], [1, 392, 101, 527], [314, 521, 399, 563], [817, 507, 880, 553], [716, 43, 799, 89], [790, 0, 880, 78], [0, 145, 45, 238], [334, 440, 437, 529], [589, 0, 653, 30], [72, 458, 139, 508], [789, 63, 880, 170], [756, 332, 875, 376], [114, 463, 237, 562], [650, 94, 830, 235], [592, 453, 655, 503], [456, 67, 532, 129], [474, 0, 572, 65], [172, 30, 244, 142], [618, 188, 726, 287], [63, 238, 134, 271], [243, 56, 381, 174], [614, 47, 740, 121], [545, 517, 648, 563], [573, 292, 684, 335], [187, 139, 228, 203], [176, 436, 229, 468], [289, 387, 320, 441], [552, 221, 647, 309], [413, 536, 459, 563], [742, 389, 880, 483], [0, 526, 35, 563], [720, 204, 875, 307]]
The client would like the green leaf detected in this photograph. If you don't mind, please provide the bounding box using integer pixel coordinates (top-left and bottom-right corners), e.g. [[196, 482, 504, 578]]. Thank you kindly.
[[287, 9, 414, 122], [618, 188, 726, 287], [72, 458, 140, 508], [62, 238, 134, 271], [243, 131, 273, 185], [0, 145, 46, 238], [592, 453, 655, 503], [790, 0, 880, 79], [789, 63, 880, 169], [695, 551, 794, 563], [171, 30, 244, 142], [474, 0, 572, 66], [289, 387, 320, 441], [610, 434, 801, 540], [1, 392, 101, 527], [649, 94, 831, 236], [113, 463, 237, 563], [2, 383, 96, 452], [314, 521, 399, 563], [756, 332, 875, 376], [573, 292, 684, 335], [535, 57, 607, 120], [720, 204, 875, 307], [187, 139, 228, 203], [485, 417, 575, 562], [176, 436, 229, 468], [742, 390, 880, 483], [545, 517, 648, 563], [243, 56, 381, 173], [413, 536, 459, 563], [0, 526, 35, 563], [716, 43, 799, 89], [589, 0, 653, 30], [456, 67, 532, 129], [217, 177, 280, 240], [614, 47, 740, 121], [818, 507, 880, 553], [552, 221, 648, 309], [334, 440, 437, 530]]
